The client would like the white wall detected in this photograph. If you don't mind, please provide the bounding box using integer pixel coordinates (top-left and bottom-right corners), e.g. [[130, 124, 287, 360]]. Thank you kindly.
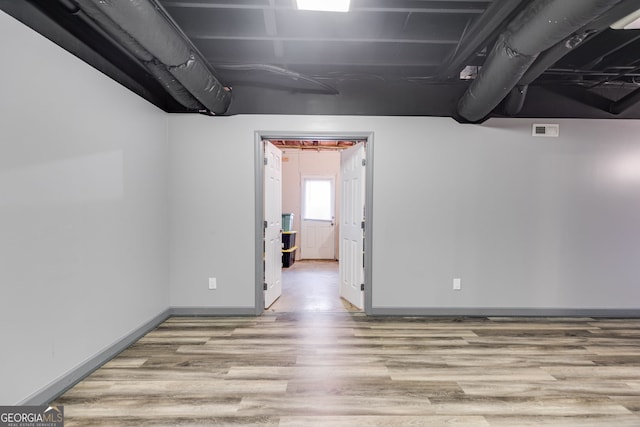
[[168, 117, 255, 308], [373, 118, 640, 310], [169, 114, 640, 312], [282, 150, 341, 259], [0, 11, 169, 404]]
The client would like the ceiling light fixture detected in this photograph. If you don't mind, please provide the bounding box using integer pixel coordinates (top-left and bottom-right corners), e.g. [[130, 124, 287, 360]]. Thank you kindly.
[[611, 9, 640, 29], [296, 0, 350, 12]]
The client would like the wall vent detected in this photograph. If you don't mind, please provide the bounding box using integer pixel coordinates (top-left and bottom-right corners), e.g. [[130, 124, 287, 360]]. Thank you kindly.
[[532, 124, 559, 137]]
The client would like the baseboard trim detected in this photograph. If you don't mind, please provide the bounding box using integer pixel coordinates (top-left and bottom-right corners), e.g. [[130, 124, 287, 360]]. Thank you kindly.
[[170, 306, 257, 316], [20, 308, 172, 406], [19, 306, 257, 405], [370, 307, 640, 317], [19, 304, 639, 405]]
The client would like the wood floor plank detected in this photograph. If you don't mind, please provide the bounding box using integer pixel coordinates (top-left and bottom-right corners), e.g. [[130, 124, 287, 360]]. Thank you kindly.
[[284, 378, 464, 399], [425, 398, 632, 416], [458, 380, 638, 397], [354, 329, 479, 338], [541, 366, 640, 380], [101, 358, 148, 368], [65, 418, 280, 427], [389, 367, 558, 382], [238, 395, 433, 416], [50, 264, 640, 425], [52, 310, 640, 425], [584, 345, 640, 355], [60, 380, 288, 397], [225, 365, 390, 380], [279, 415, 490, 427], [485, 415, 640, 426]]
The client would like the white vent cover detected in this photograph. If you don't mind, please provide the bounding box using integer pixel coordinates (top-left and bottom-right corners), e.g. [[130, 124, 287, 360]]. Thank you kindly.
[[532, 124, 559, 137]]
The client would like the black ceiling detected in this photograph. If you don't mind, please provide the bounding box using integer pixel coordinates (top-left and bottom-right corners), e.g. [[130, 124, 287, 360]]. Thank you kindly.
[[3, 0, 640, 120]]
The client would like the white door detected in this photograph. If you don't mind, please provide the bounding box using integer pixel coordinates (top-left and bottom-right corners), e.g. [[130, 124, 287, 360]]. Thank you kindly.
[[264, 141, 282, 308], [300, 176, 335, 259], [339, 142, 365, 309]]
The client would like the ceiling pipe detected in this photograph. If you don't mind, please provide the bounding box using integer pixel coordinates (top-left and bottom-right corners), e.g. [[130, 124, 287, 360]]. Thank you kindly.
[[503, 0, 640, 115], [504, 27, 597, 116], [438, 0, 527, 79], [519, 0, 640, 87], [73, 0, 230, 114], [519, 31, 596, 87], [502, 85, 529, 116], [72, 0, 154, 62], [457, 0, 623, 123], [70, 0, 205, 110], [145, 61, 205, 110]]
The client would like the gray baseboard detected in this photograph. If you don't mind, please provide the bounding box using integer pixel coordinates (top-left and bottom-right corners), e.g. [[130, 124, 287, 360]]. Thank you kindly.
[[18, 306, 257, 405], [18, 304, 640, 406], [20, 308, 172, 406], [370, 307, 640, 317], [170, 306, 257, 316]]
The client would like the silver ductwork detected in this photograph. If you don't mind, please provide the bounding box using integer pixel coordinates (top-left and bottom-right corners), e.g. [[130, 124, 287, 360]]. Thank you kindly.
[[457, 0, 623, 122], [73, 0, 231, 114]]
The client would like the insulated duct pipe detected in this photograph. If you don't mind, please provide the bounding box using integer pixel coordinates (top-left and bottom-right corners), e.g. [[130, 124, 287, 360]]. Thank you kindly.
[[73, 0, 230, 114], [72, 0, 204, 110], [519, 0, 640, 86], [502, 85, 529, 116], [457, 0, 622, 123], [437, 0, 527, 79]]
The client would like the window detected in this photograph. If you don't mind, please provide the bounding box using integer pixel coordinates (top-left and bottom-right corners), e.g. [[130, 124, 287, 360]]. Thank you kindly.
[[303, 178, 334, 221]]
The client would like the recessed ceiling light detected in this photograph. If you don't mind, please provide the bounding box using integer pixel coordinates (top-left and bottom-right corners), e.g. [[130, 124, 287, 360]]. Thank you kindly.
[[296, 0, 350, 12], [611, 9, 640, 29]]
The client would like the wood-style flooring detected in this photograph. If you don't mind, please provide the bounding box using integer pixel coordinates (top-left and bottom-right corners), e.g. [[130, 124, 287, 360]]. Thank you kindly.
[[268, 260, 357, 313], [54, 262, 640, 426]]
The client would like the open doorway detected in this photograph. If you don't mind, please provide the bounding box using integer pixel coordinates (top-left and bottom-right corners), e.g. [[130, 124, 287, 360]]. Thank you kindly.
[[254, 133, 374, 315]]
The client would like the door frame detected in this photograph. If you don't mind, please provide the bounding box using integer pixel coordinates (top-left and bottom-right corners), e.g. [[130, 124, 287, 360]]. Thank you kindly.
[[254, 131, 374, 315]]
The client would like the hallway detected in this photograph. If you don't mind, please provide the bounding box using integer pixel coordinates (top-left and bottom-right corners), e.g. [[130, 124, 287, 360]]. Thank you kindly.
[[268, 260, 359, 313]]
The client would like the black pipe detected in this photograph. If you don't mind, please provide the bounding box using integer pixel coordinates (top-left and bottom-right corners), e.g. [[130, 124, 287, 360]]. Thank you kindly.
[[75, 0, 231, 114], [519, 30, 596, 86], [5, 0, 185, 111], [70, 7, 205, 109], [457, 0, 623, 123], [146, 61, 204, 110], [73, 0, 154, 62], [438, 0, 527, 79], [502, 85, 528, 116], [457, 34, 537, 122], [82, 0, 190, 66], [169, 56, 231, 113], [71, 0, 205, 110]]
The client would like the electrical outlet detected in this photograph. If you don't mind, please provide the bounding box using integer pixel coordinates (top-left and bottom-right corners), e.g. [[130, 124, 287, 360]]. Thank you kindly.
[[453, 278, 461, 291], [208, 278, 217, 290]]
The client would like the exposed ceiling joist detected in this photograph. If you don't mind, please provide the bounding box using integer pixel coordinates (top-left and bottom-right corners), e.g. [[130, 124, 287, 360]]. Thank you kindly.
[[266, 139, 359, 150], [3, 0, 640, 119]]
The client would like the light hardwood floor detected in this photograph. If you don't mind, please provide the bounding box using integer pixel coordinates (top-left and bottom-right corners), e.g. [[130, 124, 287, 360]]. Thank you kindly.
[[268, 260, 357, 313], [54, 262, 640, 426]]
